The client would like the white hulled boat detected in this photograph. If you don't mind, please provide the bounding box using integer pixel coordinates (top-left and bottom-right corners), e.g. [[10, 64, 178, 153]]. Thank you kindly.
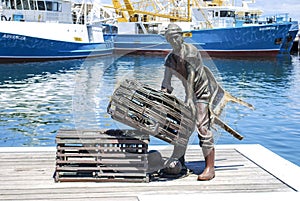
[[0, 0, 117, 62]]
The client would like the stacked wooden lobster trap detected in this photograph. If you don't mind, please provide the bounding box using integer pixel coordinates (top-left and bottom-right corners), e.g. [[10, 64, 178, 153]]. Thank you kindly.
[[54, 129, 150, 182]]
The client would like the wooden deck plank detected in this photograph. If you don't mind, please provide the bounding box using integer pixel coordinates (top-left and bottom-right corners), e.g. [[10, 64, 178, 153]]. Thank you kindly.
[[0, 145, 299, 200], [235, 144, 300, 192]]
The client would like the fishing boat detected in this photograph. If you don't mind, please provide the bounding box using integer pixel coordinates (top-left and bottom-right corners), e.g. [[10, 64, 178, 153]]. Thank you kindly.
[[0, 0, 117, 62], [108, 0, 298, 57]]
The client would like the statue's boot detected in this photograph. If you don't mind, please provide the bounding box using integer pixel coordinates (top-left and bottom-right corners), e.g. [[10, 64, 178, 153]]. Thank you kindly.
[[197, 148, 215, 181]]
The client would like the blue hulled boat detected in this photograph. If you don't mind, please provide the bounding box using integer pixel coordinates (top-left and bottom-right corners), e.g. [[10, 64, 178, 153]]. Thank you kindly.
[[0, 0, 117, 62], [186, 23, 293, 57], [110, 0, 298, 57], [114, 23, 293, 57]]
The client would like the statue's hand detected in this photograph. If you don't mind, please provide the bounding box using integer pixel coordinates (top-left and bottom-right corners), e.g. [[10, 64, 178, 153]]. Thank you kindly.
[[161, 87, 172, 94], [161, 88, 168, 93]]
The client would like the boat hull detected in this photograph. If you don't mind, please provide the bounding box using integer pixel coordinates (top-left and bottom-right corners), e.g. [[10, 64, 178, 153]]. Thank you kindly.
[[0, 32, 113, 62], [113, 34, 171, 53], [279, 21, 299, 54], [114, 23, 293, 57]]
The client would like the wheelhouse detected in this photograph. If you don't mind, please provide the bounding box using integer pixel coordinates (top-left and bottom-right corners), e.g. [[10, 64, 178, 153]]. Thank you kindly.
[[0, 0, 72, 23]]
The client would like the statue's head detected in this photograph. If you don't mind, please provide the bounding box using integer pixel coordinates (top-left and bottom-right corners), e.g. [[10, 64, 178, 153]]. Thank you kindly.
[[165, 23, 184, 48]]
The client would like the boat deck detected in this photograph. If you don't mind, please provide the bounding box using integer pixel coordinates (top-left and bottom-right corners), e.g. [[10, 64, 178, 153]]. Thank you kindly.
[[0, 144, 299, 200]]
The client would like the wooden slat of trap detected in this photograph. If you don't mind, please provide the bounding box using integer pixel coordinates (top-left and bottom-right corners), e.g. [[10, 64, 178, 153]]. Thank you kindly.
[[55, 129, 150, 183], [57, 129, 149, 140], [56, 166, 147, 172]]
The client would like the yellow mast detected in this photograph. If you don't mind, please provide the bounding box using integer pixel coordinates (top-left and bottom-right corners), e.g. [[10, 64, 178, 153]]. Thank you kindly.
[[187, 0, 190, 21], [109, 0, 191, 22], [112, 0, 128, 22], [109, 0, 219, 29], [123, 0, 135, 17]]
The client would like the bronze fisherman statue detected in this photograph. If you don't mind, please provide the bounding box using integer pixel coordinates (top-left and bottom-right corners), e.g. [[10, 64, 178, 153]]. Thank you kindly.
[[161, 23, 216, 180]]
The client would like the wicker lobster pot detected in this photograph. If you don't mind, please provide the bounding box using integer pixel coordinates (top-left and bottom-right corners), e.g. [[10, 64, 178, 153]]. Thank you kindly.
[[107, 79, 195, 148]]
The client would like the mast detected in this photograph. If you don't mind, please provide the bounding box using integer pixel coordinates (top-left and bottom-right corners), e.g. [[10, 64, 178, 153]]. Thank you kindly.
[[188, 0, 191, 22], [112, 0, 129, 22], [109, 0, 190, 22]]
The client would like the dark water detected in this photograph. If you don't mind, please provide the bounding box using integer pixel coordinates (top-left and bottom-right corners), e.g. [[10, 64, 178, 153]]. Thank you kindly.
[[0, 54, 299, 166]]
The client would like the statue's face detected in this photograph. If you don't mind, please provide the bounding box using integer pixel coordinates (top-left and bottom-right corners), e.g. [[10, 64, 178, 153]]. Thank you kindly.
[[167, 34, 183, 49]]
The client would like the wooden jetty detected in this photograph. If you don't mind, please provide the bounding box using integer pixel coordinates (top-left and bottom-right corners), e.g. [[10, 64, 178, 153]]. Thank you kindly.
[[0, 144, 299, 200]]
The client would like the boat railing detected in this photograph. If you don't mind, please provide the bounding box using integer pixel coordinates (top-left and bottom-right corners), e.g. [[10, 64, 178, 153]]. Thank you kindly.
[[209, 13, 293, 28], [1, 9, 73, 23], [191, 14, 291, 29], [258, 13, 291, 24], [213, 17, 236, 28]]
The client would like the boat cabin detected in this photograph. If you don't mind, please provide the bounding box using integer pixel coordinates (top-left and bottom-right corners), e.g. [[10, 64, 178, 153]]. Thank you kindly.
[[0, 0, 72, 23], [192, 4, 262, 29]]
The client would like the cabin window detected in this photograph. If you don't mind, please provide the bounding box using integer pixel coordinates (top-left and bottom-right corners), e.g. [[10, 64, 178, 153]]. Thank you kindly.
[[220, 11, 235, 17], [102, 25, 117, 34], [102, 25, 110, 34], [207, 10, 214, 19], [16, 0, 22, 9], [23, 0, 30, 10], [37, 0, 45, 10], [215, 12, 218, 17], [112, 26, 118, 34], [29, 0, 37, 10], [4, 0, 62, 11], [57, 2, 61, 11], [52, 2, 58, 11], [45, 1, 52, 10], [8, 0, 15, 9]]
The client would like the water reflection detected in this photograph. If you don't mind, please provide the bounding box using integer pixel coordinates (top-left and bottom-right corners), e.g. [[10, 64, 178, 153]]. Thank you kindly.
[[0, 59, 85, 146], [73, 55, 170, 132], [0, 54, 299, 166], [210, 56, 300, 166], [207, 56, 294, 131], [0, 60, 84, 84], [72, 56, 115, 130]]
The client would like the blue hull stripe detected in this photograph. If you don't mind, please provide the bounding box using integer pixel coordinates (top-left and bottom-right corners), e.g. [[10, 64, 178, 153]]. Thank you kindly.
[[0, 32, 113, 59]]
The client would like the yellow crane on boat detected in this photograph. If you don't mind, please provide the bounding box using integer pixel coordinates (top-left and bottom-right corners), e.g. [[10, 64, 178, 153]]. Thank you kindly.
[[109, 0, 259, 29], [110, 0, 192, 22], [109, 0, 217, 28]]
